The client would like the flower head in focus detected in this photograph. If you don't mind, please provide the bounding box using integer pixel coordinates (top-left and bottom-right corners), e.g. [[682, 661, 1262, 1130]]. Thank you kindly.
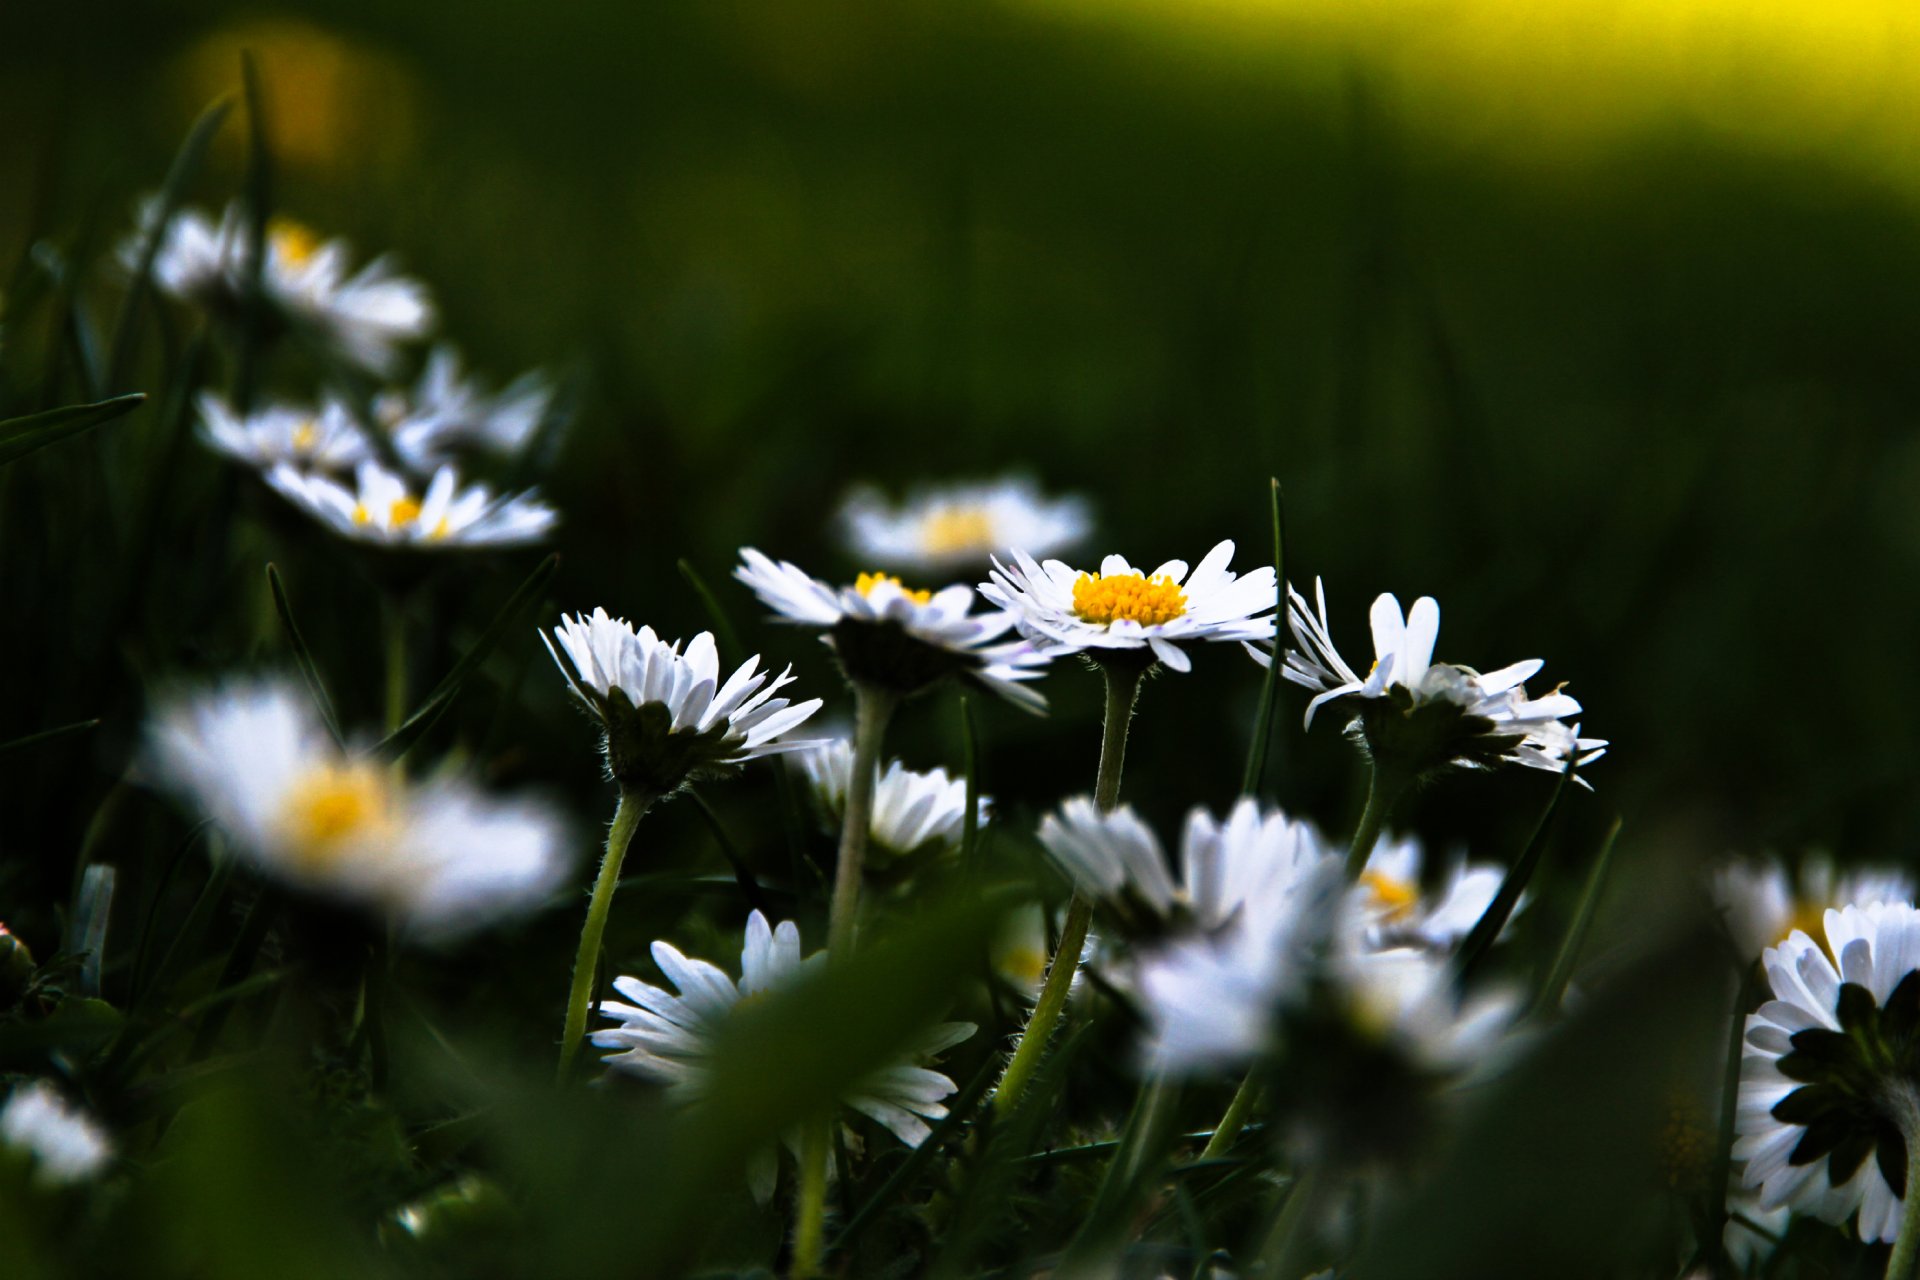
[[982, 540, 1276, 673], [593, 910, 975, 1202], [545, 609, 824, 798], [267, 460, 556, 549], [795, 738, 986, 866], [838, 477, 1090, 574], [198, 391, 371, 472], [734, 548, 1050, 710], [144, 678, 567, 937], [1, 1082, 111, 1187]]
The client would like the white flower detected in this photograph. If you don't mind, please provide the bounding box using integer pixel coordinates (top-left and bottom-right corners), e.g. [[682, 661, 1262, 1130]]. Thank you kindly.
[[124, 201, 434, 375], [592, 910, 975, 1202], [544, 610, 824, 794], [734, 549, 1050, 710], [198, 391, 371, 471], [380, 346, 555, 470], [1734, 904, 1920, 1244], [144, 679, 567, 937], [1352, 833, 1504, 952], [989, 904, 1092, 999], [981, 540, 1276, 673], [1, 1082, 111, 1185], [1715, 855, 1915, 959], [1037, 796, 1328, 936], [1330, 942, 1520, 1075], [838, 477, 1091, 573], [267, 460, 557, 548], [1271, 579, 1607, 780], [1723, 1181, 1790, 1273], [796, 738, 986, 862]]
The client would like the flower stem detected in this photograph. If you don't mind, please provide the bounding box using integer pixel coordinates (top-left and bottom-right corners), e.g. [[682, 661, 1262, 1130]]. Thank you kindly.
[[1885, 1091, 1920, 1280], [1199, 1072, 1261, 1161], [993, 662, 1144, 1117], [827, 684, 898, 955], [1342, 762, 1407, 882], [791, 1118, 831, 1279], [382, 592, 408, 739], [556, 787, 653, 1082]]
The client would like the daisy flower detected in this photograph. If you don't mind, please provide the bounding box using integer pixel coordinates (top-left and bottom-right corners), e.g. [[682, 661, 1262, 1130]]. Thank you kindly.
[[981, 540, 1277, 673], [592, 910, 975, 1202], [1272, 579, 1607, 781], [734, 548, 1050, 710], [795, 738, 986, 865], [544, 609, 824, 797], [1733, 904, 1920, 1244], [837, 477, 1091, 574], [1352, 833, 1505, 952], [380, 346, 555, 471], [1, 1082, 111, 1186], [197, 391, 371, 472], [123, 201, 434, 376], [1037, 796, 1330, 938], [989, 904, 1093, 999], [1330, 942, 1521, 1077], [144, 679, 567, 937], [267, 460, 557, 548], [1715, 855, 1915, 959]]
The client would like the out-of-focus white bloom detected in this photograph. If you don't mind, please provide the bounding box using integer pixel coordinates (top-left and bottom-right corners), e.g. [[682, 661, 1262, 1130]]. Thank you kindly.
[[1352, 833, 1504, 951], [838, 477, 1090, 573], [381, 346, 555, 470], [123, 201, 434, 375], [1270, 579, 1606, 780], [1714, 855, 1915, 958], [982, 540, 1276, 673], [198, 392, 370, 471], [1, 1081, 111, 1185], [593, 910, 975, 1202], [267, 460, 556, 548], [1331, 943, 1521, 1075], [990, 904, 1093, 999], [735, 549, 1050, 711], [1734, 904, 1920, 1244], [144, 679, 567, 937], [544, 610, 824, 794], [1722, 1181, 1790, 1273], [795, 738, 985, 862]]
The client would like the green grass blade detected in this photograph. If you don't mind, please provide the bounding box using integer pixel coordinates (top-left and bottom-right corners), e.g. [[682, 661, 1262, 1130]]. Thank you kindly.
[[677, 557, 745, 662], [686, 787, 771, 916], [1453, 744, 1583, 985], [1533, 814, 1623, 1016], [1240, 477, 1285, 796], [830, 1054, 996, 1255], [0, 718, 99, 756], [232, 51, 273, 413], [107, 97, 234, 390], [0, 393, 146, 466], [374, 552, 560, 759], [265, 563, 345, 747], [959, 693, 981, 862]]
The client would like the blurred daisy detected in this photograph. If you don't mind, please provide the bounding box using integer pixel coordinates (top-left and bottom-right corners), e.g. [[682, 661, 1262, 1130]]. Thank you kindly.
[[734, 548, 1050, 710], [267, 460, 556, 548], [144, 679, 567, 936], [1723, 1181, 1791, 1273], [593, 910, 975, 1202], [1734, 903, 1920, 1244], [795, 738, 986, 864], [1352, 833, 1504, 952], [1272, 579, 1606, 781], [981, 540, 1276, 673], [838, 477, 1090, 574], [1, 1082, 110, 1186], [544, 609, 823, 797], [1715, 855, 1915, 959], [1331, 943, 1520, 1077], [380, 346, 555, 471], [197, 390, 370, 471], [1037, 796, 1329, 938], [123, 200, 433, 375], [990, 903, 1093, 999]]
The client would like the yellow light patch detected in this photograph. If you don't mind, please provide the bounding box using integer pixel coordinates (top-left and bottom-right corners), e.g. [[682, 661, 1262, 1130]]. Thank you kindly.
[[920, 508, 997, 557], [389, 497, 423, 527], [280, 762, 393, 865], [1361, 871, 1421, 922], [292, 420, 318, 452], [856, 572, 932, 605], [269, 216, 322, 267], [999, 945, 1048, 989], [1781, 899, 1835, 953], [1071, 571, 1186, 627]]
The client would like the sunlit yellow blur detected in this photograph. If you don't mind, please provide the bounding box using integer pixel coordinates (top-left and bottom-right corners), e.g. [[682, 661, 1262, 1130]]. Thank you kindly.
[[1028, 0, 1920, 187], [172, 19, 421, 173]]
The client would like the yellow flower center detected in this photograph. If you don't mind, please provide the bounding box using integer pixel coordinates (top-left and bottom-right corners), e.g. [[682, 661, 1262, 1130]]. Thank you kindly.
[[999, 945, 1048, 989], [1360, 871, 1421, 922], [354, 496, 424, 528], [856, 571, 932, 605], [280, 762, 393, 866], [292, 420, 318, 452], [269, 216, 322, 267], [920, 507, 997, 557], [1782, 898, 1835, 953], [1071, 572, 1187, 627]]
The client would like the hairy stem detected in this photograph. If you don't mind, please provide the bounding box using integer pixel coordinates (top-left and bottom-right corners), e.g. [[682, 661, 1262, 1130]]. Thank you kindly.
[[827, 685, 898, 954], [556, 788, 653, 1082]]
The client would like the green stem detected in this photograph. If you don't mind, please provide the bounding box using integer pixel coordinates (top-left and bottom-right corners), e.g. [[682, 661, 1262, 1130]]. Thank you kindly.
[[1342, 762, 1407, 882], [791, 1117, 831, 1279], [556, 788, 653, 1082], [993, 662, 1144, 1118], [382, 593, 408, 739], [1199, 1073, 1261, 1162], [1886, 1095, 1920, 1280], [827, 685, 897, 955]]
